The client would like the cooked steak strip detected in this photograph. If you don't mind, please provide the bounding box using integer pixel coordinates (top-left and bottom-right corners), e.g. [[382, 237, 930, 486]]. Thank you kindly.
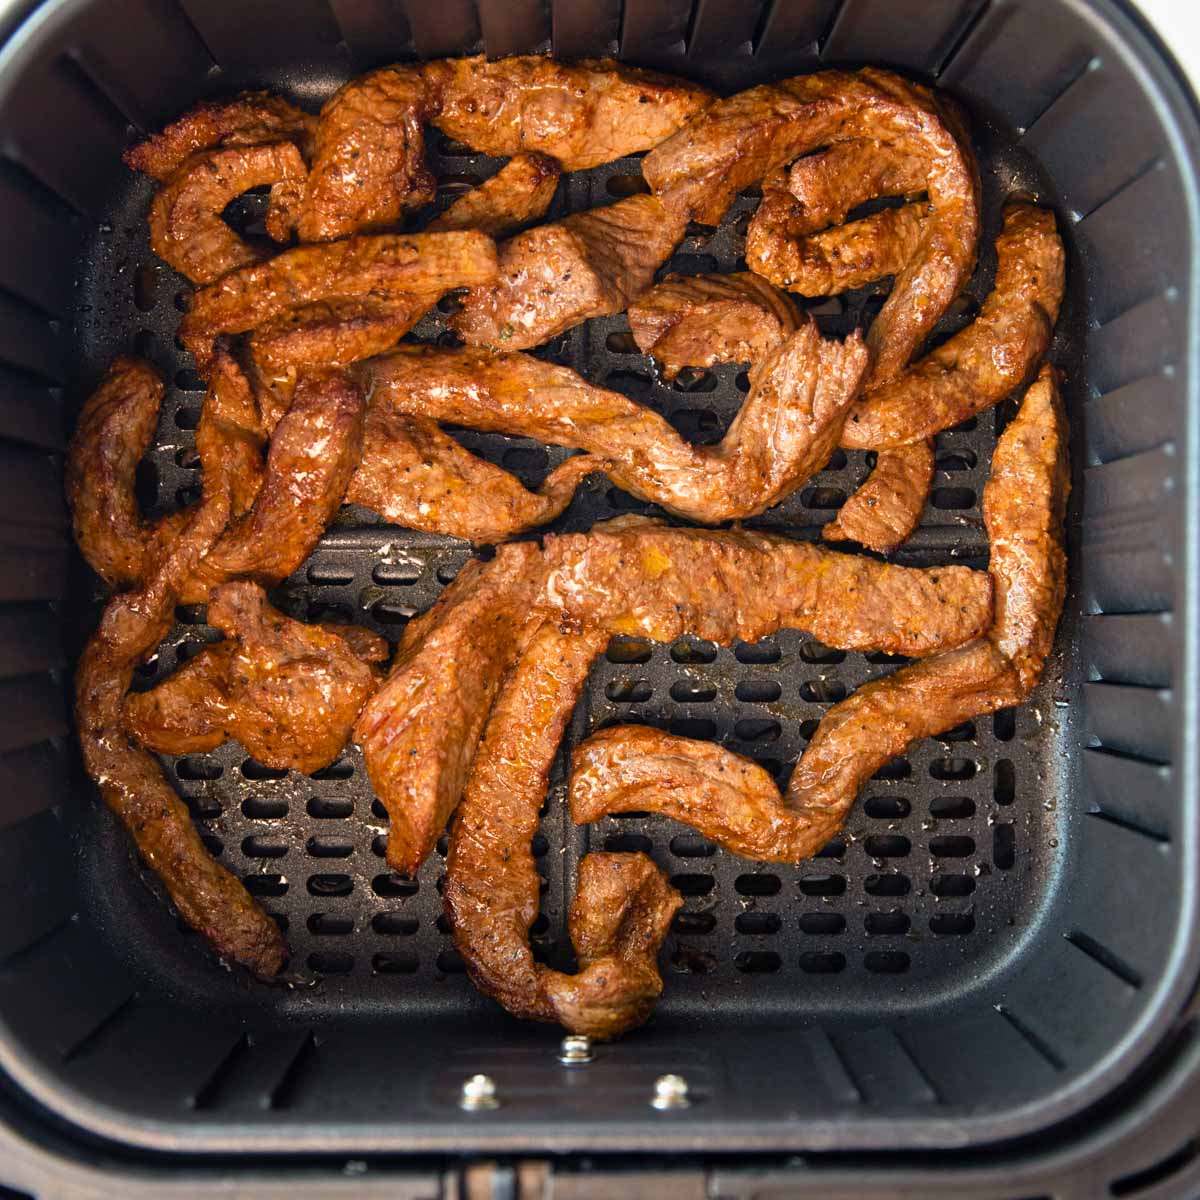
[[445, 621, 679, 1038], [123, 581, 386, 774], [148, 142, 307, 284], [124, 91, 315, 181], [627, 271, 802, 380], [362, 324, 868, 523], [355, 541, 547, 875], [785, 140, 929, 231], [180, 230, 498, 367], [299, 67, 435, 242], [180, 370, 364, 604], [360, 516, 991, 873], [842, 205, 1065, 448], [422, 56, 712, 170], [452, 194, 685, 351], [346, 406, 597, 542], [822, 440, 934, 553], [427, 152, 561, 238], [75, 472, 288, 977], [570, 368, 1067, 862]]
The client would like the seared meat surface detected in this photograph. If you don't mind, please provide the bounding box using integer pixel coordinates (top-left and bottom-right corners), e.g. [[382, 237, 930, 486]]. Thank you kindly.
[[124, 91, 315, 180], [822, 440, 935, 553], [346, 406, 597, 542], [445, 622, 679, 1039], [362, 325, 868, 523], [428, 152, 561, 238], [627, 271, 802, 379], [147, 142, 307, 284], [299, 67, 435, 242], [123, 581, 386, 774], [452, 194, 685, 350], [75, 472, 288, 978], [423, 56, 712, 170], [181, 230, 498, 366], [571, 368, 1067, 862]]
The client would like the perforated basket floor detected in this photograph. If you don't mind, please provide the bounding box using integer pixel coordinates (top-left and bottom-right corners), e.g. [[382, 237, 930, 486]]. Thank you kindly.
[[68, 88, 1081, 1025]]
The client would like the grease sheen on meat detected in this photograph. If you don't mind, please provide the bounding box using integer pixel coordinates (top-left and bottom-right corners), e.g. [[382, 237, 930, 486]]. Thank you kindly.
[[422, 55, 713, 170], [427, 152, 561, 238], [123, 582, 387, 774]]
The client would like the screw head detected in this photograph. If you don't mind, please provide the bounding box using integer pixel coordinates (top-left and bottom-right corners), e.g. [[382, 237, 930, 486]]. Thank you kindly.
[[459, 1073, 500, 1111], [559, 1034, 595, 1065], [651, 1073, 691, 1110]]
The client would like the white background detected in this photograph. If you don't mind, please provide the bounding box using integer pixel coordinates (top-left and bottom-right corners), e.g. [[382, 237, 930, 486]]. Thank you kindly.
[[1135, 1, 1199, 94]]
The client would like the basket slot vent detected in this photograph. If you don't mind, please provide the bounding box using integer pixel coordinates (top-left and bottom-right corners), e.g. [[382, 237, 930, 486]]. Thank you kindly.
[[1087, 372, 1174, 467], [1083, 682, 1172, 765], [752, 0, 835, 60], [178, 0, 344, 72], [551, 0, 621, 58], [620, 0, 691, 60], [831, 1027, 939, 1105], [1083, 613, 1172, 688], [327, 0, 417, 65], [401, 0, 482, 58], [477, 0, 550, 57], [821, 0, 986, 77]]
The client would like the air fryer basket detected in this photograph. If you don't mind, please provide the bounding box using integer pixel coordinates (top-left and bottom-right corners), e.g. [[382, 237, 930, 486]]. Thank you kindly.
[[0, 0, 1197, 1184]]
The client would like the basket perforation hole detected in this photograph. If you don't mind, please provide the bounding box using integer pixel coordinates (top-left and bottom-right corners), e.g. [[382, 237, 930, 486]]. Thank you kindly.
[[865, 911, 910, 935], [671, 873, 715, 896], [939, 722, 976, 743], [308, 913, 353, 936], [936, 450, 977, 472], [670, 680, 716, 703], [929, 756, 977, 781], [993, 708, 1016, 741], [993, 824, 1016, 869], [865, 835, 911, 858], [243, 874, 287, 897], [669, 717, 716, 739], [371, 874, 416, 898], [799, 951, 846, 973], [241, 759, 288, 781], [242, 796, 287, 820], [865, 874, 911, 896], [816, 836, 846, 860], [735, 950, 781, 973], [670, 638, 717, 664], [186, 794, 221, 821], [799, 874, 845, 896], [671, 945, 718, 974], [735, 873, 780, 896], [308, 874, 353, 897], [607, 636, 653, 664], [307, 796, 353, 819], [306, 837, 353, 859], [373, 913, 418, 936], [930, 874, 976, 897], [801, 486, 846, 510], [369, 598, 415, 626], [604, 832, 653, 854], [308, 951, 354, 975], [671, 909, 717, 936], [799, 641, 846, 665], [930, 835, 976, 858], [373, 952, 418, 974], [736, 912, 781, 935], [864, 796, 910, 819], [734, 641, 780, 664], [800, 679, 847, 703], [872, 758, 911, 781], [733, 718, 781, 743], [605, 678, 651, 702], [605, 330, 640, 354], [994, 759, 1016, 804], [930, 912, 976, 935], [671, 370, 718, 395], [242, 836, 287, 859], [670, 834, 716, 857], [437, 949, 466, 974], [864, 950, 910, 973], [734, 680, 781, 703], [799, 912, 845, 935], [929, 796, 975, 820], [311, 758, 354, 781], [307, 563, 356, 586]]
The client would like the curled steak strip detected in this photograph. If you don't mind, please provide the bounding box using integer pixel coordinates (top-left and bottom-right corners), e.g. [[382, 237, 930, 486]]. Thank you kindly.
[[786, 140, 929, 230], [570, 368, 1067, 862], [627, 271, 802, 380], [822, 440, 935, 553], [452, 194, 686, 351], [346, 406, 597, 542], [123, 91, 315, 180], [181, 370, 364, 604], [147, 142, 307, 284], [445, 621, 680, 1038], [299, 67, 435, 242], [422, 56, 713, 170], [362, 323, 868, 523], [355, 541, 547, 875], [427, 152, 562, 238], [75, 475, 288, 977], [180, 230, 498, 366], [842, 205, 1065, 448], [123, 581, 387, 774]]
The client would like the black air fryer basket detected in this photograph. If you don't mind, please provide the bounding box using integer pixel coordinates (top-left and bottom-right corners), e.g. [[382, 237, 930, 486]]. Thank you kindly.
[[1, 0, 1198, 1196]]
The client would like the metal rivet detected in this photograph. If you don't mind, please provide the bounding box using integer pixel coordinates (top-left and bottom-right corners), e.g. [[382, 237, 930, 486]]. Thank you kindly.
[[459, 1073, 499, 1111], [650, 1073, 691, 1110], [559, 1035, 594, 1065]]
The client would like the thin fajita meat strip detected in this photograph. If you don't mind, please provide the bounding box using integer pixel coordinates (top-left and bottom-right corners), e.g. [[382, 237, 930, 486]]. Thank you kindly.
[[452, 194, 685, 351], [445, 621, 680, 1039], [123, 91, 315, 180], [422, 56, 712, 170], [361, 322, 869, 523], [822, 440, 934, 552], [570, 367, 1067, 862], [346, 406, 597, 542], [427, 152, 561, 238], [627, 271, 802, 380], [147, 142, 307, 284], [180, 229, 498, 367], [841, 204, 1065, 448], [75, 472, 288, 977], [785, 140, 929, 230], [360, 517, 991, 874], [298, 66, 435, 242], [123, 581, 387, 774]]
